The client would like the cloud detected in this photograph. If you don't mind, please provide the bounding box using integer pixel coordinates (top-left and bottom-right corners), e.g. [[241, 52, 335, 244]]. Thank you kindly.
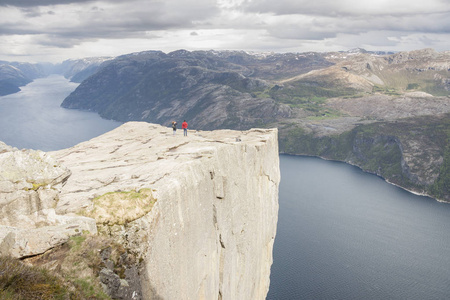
[[0, 0, 220, 42], [240, 0, 449, 16], [0, 0, 448, 63], [0, 0, 94, 7]]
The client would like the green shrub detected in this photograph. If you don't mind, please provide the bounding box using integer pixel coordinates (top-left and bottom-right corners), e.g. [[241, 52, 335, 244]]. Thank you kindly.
[[430, 143, 450, 200], [406, 83, 420, 90], [0, 234, 118, 299], [0, 256, 69, 300]]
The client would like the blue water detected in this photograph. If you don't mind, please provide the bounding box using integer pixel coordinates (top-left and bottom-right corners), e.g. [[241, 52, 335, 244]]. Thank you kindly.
[[2, 76, 450, 300], [267, 155, 450, 299], [0, 75, 121, 151]]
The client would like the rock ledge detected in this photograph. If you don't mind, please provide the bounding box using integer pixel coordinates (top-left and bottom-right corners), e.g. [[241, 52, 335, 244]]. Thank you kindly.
[[1, 122, 280, 300]]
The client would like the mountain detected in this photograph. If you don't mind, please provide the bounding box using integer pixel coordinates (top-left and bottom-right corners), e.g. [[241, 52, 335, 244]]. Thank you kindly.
[[287, 48, 449, 97], [55, 57, 113, 83], [62, 50, 331, 129], [0, 61, 46, 96], [0, 57, 112, 96], [61, 48, 450, 201]]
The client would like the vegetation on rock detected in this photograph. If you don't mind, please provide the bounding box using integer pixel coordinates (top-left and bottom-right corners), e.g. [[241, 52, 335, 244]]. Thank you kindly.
[[0, 231, 146, 300], [0, 234, 114, 299], [81, 188, 157, 226], [279, 113, 450, 201], [0, 255, 71, 299]]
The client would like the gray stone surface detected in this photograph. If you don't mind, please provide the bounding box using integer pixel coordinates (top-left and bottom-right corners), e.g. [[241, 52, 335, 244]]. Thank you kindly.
[[0, 143, 96, 258], [0, 217, 96, 258], [0, 122, 279, 299], [52, 122, 280, 300]]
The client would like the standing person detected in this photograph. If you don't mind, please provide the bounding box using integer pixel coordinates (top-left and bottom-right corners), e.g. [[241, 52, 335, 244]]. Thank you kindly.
[[182, 120, 188, 136], [172, 121, 177, 135]]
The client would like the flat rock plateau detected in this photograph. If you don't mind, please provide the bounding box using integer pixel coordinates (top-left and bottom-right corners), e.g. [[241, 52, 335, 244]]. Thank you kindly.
[[1, 122, 280, 300]]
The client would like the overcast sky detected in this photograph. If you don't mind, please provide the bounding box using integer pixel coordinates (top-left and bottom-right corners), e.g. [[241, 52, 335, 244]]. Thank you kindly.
[[0, 0, 449, 63]]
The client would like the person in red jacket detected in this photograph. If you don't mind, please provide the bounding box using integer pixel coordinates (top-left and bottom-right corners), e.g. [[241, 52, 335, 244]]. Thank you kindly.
[[182, 120, 188, 136]]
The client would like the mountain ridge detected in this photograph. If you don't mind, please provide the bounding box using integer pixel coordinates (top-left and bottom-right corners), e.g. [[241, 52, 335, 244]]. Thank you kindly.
[[0, 57, 112, 96], [59, 48, 450, 201]]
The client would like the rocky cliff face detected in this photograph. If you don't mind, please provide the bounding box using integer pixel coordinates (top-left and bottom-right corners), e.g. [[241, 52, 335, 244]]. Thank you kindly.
[[60, 50, 330, 129], [0, 142, 97, 258], [56, 57, 113, 83], [279, 113, 450, 201], [60, 49, 450, 129], [0, 62, 46, 96], [0, 122, 280, 299]]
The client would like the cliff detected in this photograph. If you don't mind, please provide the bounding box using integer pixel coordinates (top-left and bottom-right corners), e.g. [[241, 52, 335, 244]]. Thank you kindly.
[[0, 122, 280, 299], [280, 113, 450, 201], [0, 141, 97, 258]]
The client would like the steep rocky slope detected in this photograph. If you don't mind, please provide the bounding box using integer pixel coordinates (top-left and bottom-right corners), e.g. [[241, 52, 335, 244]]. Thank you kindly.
[[0, 141, 97, 258], [53, 122, 280, 300], [280, 113, 450, 201], [61, 50, 331, 129], [0, 62, 46, 96], [289, 48, 450, 96], [61, 48, 450, 201], [0, 122, 280, 299], [55, 57, 113, 83]]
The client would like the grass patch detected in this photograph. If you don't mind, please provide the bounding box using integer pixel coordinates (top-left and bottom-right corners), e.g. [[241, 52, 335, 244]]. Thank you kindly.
[[69, 235, 87, 252], [22, 181, 50, 191], [81, 188, 157, 226], [15, 233, 137, 300], [72, 277, 110, 300], [406, 83, 420, 90], [267, 82, 356, 116], [62, 234, 126, 299], [372, 85, 402, 95], [251, 89, 271, 99], [0, 256, 71, 299], [0, 233, 123, 299], [270, 83, 356, 102]]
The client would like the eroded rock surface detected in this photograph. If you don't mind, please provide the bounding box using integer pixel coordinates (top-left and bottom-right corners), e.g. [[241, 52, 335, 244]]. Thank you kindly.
[[0, 122, 279, 299], [51, 122, 280, 300], [0, 141, 97, 258]]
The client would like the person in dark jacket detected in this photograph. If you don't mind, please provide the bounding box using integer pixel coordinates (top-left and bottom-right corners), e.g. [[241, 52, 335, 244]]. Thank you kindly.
[[172, 121, 177, 135]]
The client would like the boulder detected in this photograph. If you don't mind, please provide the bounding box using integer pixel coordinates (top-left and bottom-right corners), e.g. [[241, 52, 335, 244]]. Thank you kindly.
[[0, 143, 96, 258]]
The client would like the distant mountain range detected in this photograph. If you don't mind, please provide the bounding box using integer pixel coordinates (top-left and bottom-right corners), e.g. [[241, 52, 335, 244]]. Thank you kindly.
[[60, 48, 450, 202], [2, 48, 449, 201], [62, 49, 336, 129], [0, 57, 112, 96], [61, 48, 449, 126], [0, 61, 45, 96]]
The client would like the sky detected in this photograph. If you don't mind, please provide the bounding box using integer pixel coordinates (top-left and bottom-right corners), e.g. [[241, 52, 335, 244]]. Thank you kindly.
[[0, 0, 449, 63]]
